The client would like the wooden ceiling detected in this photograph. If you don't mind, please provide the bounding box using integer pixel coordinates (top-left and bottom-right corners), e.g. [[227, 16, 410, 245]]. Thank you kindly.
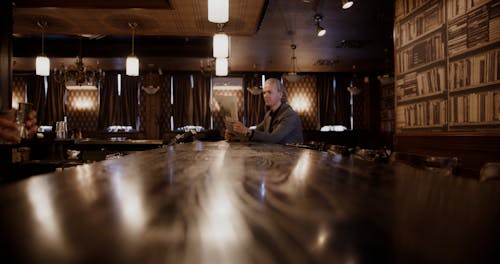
[[11, 0, 394, 73]]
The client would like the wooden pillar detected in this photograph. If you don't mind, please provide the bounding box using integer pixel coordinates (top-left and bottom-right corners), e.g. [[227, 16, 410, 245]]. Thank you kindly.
[[0, 1, 13, 110]]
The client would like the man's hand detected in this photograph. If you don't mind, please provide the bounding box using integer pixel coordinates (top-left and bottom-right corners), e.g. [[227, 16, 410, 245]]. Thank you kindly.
[[232, 120, 249, 135], [25, 110, 38, 138], [224, 129, 234, 141], [0, 116, 21, 143]]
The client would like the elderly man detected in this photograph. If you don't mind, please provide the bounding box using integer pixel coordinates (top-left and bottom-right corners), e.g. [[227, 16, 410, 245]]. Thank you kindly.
[[226, 78, 303, 144]]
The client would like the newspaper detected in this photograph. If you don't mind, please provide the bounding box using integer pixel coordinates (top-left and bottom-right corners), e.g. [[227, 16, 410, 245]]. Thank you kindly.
[[214, 95, 238, 134]]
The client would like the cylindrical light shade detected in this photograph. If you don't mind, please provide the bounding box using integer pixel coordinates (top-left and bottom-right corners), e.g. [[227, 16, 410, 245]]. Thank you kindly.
[[35, 55, 50, 76], [213, 32, 229, 58], [208, 0, 229, 23], [342, 0, 354, 9], [215, 58, 228, 76], [126, 55, 139, 76]]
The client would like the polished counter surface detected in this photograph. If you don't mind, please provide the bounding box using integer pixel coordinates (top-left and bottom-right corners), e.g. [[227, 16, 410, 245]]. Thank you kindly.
[[0, 141, 499, 263], [75, 138, 164, 145]]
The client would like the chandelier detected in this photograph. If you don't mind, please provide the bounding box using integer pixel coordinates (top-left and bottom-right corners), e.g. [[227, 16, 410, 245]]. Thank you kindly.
[[200, 58, 215, 77], [53, 38, 105, 90]]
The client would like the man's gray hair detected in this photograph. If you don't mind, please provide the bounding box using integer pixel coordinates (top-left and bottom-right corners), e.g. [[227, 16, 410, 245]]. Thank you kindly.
[[265, 78, 287, 102]]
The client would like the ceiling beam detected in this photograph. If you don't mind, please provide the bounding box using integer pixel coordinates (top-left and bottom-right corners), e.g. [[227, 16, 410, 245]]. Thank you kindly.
[[13, 0, 173, 9], [12, 36, 211, 58]]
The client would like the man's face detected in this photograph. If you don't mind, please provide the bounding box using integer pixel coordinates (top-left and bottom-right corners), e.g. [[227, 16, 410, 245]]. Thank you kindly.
[[263, 83, 282, 109]]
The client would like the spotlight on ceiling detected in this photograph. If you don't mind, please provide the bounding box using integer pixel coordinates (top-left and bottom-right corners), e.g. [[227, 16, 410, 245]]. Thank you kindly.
[[341, 0, 354, 9], [314, 14, 326, 37]]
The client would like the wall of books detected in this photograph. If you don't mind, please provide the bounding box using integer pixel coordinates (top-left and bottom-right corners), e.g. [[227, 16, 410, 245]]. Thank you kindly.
[[395, 0, 500, 132]]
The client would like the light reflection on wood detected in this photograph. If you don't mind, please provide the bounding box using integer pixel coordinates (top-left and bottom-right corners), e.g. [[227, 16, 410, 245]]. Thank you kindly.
[[0, 141, 498, 263]]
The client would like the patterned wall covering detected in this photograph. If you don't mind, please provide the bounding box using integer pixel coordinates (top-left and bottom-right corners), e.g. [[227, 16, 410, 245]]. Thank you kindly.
[[139, 74, 171, 139], [66, 89, 99, 132], [12, 76, 26, 110], [284, 75, 318, 130], [212, 88, 244, 135]]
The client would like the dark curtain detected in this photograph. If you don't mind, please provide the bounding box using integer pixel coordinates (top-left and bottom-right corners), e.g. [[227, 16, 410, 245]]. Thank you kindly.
[[192, 73, 211, 128], [159, 74, 172, 133], [98, 74, 119, 129], [120, 75, 139, 127], [45, 75, 66, 124], [317, 73, 336, 127], [172, 73, 193, 129], [26, 75, 47, 125], [334, 74, 352, 128], [243, 73, 265, 126]]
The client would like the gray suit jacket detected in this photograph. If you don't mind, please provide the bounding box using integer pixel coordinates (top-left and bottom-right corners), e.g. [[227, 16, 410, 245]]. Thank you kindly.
[[251, 103, 303, 144]]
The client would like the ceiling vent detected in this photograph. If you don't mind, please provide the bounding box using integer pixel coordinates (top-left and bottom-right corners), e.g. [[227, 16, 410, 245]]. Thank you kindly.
[[336, 40, 367, 49], [314, 58, 340, 67]]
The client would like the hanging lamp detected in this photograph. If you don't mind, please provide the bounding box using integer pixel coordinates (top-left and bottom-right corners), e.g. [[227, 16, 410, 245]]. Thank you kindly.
[[35, 21, 50, 76], [126, 22, 139, 76]]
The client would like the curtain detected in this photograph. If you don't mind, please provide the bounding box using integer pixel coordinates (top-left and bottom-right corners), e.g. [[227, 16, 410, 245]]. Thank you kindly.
[[243, 73, 265, 126], [98, 74, 119, 129], [192, 73, 211, 128], [334, 74, 352, 128], [120, 75, 139, 127], [159, 74, 172, 133], [45, 75, 66, 124], [317, 73, 336, 127], [172, 73, 193, 129], [26, 75, 47, 125]]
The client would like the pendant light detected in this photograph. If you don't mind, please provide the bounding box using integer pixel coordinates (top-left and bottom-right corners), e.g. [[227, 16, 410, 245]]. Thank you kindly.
[[314, 14, 326, 37], [215, 57, 228, 76], [35, 21, 50, 76], [213, 23, 229, 58], [341, 0, 354, 9], [126, 22, 139, 76], [208, 0, 229, 23], [283, 44, 302, 83]]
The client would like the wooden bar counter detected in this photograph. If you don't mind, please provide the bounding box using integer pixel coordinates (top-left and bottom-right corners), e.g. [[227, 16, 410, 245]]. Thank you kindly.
[[0, 141, 499, 263]]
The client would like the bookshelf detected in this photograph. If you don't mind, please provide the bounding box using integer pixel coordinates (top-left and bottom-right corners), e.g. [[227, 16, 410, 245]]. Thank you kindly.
[[395, 0, 500, 132], [380, 81, 395, 134]]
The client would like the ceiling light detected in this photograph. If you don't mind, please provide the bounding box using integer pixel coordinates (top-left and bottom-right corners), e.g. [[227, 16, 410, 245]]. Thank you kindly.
[[213, 24, 229, 58], [53, 37, 104, 89], [35, 21, 50, 76], [283, 44, 303, 83], [341, 0, 354, 9], [314, 14, 326, 37], [126, 22, 139, 76], [317, 24, 326, 37], [208, 0, 229, 23], [215, 57, 228, 76]]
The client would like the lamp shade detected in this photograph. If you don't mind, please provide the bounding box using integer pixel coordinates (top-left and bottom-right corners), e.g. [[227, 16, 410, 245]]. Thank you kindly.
[[35, 55, 50, 76], [126, 55, 139, 76], [215, 57, 228, 76], [317, 25, 326, 37], [208, 0, 229, 23], [342, 0, 354, 9], [213, 32, 229, 58]]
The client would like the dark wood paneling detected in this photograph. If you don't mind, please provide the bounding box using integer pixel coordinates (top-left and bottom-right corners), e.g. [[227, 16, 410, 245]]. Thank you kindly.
[[0, 0, 12, 109], [395, 132, 500, 177], [14, 0, 173, 9], [13, 36, 212, 58]]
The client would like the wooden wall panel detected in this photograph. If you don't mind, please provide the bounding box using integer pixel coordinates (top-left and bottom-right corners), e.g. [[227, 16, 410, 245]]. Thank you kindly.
[[395, 132, 500, 176]]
